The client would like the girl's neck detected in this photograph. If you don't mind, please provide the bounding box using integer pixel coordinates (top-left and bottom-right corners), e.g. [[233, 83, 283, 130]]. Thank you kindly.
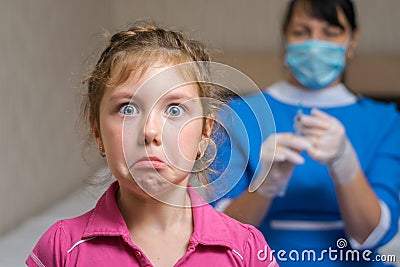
[[116, 184, 194, 267], [116, 184, 193, 233]]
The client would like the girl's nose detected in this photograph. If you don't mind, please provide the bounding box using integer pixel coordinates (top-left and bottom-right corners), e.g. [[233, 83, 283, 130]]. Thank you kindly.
[[142, 112, 162, 146]]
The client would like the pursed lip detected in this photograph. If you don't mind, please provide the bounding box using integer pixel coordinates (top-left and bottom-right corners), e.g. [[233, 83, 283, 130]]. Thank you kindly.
[[131, 156, 168, 169]]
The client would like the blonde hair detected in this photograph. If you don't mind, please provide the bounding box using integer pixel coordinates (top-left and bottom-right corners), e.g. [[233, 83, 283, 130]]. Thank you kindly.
[[80, 22, 227, 186]]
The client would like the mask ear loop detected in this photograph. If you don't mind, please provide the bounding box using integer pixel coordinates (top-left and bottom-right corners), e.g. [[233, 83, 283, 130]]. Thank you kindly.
[[343, 34, 362, 99], [340, 34, 355, 86], [345, 33, 355, 59]]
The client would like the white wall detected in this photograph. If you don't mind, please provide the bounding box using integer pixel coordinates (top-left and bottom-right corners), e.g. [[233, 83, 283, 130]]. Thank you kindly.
[[111, 0, 400, 53], [354, 0, 400, 53], [110, 0, 287, 52], [0, 0, 112, 235]]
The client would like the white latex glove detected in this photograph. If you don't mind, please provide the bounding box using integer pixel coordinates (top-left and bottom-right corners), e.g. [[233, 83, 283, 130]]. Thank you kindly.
[[297, 109, 361, 185], [251, 133, 311, 199]]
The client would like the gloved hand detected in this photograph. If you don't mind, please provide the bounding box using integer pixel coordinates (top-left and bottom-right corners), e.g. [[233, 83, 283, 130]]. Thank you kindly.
[[297, 108, 361, 185], [252, 133, 311, 199]]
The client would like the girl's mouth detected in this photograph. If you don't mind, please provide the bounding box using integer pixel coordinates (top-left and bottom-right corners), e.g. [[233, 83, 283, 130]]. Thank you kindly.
[[132, 156, 168, 169]]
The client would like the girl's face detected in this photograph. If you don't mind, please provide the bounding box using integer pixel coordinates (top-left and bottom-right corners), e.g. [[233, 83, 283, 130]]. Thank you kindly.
[[284, 4, 358, 53], [96, 63, 210, 200]]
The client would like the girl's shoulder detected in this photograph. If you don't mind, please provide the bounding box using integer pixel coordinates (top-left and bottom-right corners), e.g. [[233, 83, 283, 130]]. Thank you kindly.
[[26, 210, 94, 266], [52, 210, 93, 238], [206, 205, 268, 249], [192, 188, 268, 250], [41, 209, 94, 243], [215, 208, 260, 235], [206, 207, 276, 265]]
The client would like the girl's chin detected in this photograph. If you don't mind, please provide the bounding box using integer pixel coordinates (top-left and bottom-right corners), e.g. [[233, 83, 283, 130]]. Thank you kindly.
[[116, 169, 190, 195], [128, 175, 175, 194]]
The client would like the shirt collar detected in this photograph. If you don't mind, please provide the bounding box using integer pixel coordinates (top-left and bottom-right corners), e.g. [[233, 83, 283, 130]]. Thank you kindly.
[[83, 181, 129, 239], [267, 80, 357, 108], [188, 186, 233, 249], [83, 182, 233, 249]]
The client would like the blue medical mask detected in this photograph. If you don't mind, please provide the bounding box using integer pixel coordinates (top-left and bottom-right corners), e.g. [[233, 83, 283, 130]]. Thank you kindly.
[[285, 39, 348, 90]]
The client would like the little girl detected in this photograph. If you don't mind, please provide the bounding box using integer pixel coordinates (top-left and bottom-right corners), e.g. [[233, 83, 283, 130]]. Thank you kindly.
[[26, 23, 277, 267]]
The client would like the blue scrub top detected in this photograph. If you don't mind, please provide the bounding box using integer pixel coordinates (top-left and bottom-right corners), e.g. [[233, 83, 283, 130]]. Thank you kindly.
[[212, 89, 400, 267]]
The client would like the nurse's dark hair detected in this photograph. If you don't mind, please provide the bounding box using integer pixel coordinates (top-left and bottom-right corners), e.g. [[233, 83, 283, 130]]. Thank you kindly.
[[282, 0, 358, 33]]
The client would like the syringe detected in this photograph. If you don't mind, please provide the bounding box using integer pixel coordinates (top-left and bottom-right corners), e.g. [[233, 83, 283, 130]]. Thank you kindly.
[[294, 102, 303, 135]]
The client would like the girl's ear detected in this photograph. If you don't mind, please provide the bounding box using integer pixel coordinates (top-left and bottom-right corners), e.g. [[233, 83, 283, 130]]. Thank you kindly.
[[347, 28, 360, 59], [93, 127, 102, 148], [90, 114, 102, 147], [93, 127, 106, 157], [202, 117, 214, 138]]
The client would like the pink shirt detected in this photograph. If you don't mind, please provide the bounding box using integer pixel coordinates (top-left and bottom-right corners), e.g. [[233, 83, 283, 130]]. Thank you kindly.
[[26, 182, 277, 266]]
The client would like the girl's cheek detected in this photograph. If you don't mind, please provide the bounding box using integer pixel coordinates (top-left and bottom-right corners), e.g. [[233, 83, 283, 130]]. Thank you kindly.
[[177, 122, 202, 161], [100, 117, 124, 155]]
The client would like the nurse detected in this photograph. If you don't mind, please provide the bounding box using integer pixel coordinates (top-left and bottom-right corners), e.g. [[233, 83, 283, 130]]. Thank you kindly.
[[215, 0, 400, 266]]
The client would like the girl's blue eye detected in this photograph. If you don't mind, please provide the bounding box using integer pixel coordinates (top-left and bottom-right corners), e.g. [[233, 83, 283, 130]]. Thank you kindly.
[[166, 105, 184, 117], [119, 104, 138, 115]]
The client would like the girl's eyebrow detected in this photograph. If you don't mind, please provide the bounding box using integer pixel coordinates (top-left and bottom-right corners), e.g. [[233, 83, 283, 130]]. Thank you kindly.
[[162, 91, 195, 102], [109, 89, 196, 103], [109, 91, 134, 102], [162, 91, 199, 102]]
